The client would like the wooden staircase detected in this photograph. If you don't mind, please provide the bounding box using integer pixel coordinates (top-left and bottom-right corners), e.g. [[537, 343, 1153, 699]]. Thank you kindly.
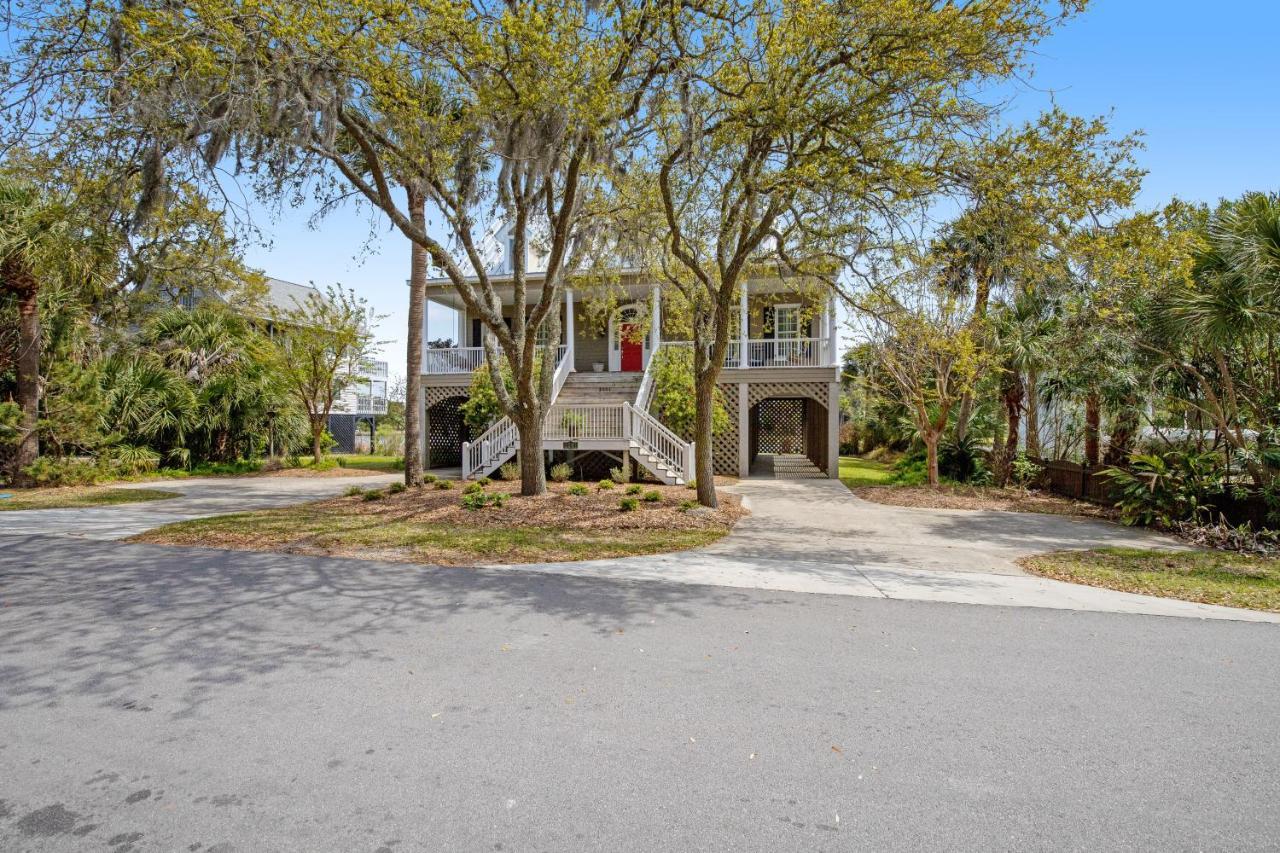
[[554, 372, 643, 405]]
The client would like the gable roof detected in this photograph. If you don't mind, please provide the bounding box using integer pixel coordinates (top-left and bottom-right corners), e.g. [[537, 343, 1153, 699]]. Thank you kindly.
[[260, 277, 326, 315]]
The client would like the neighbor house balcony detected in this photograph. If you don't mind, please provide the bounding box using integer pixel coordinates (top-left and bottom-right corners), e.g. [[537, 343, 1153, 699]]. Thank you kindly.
[[355, 395, 389, 415]]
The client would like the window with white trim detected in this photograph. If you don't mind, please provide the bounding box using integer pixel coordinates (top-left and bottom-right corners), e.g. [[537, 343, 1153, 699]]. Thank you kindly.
[[774, 304, 800, 339]]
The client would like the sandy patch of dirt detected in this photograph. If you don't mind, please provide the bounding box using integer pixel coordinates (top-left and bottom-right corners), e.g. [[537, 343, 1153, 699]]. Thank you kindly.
[[853, 485, 1117, 519]]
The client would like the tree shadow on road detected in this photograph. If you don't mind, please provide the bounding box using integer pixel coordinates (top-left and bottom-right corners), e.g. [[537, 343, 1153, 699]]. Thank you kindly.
[[0, 536, 757, 720]]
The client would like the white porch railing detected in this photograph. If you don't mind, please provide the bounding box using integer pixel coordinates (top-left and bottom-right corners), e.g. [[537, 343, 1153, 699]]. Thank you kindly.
[[628, 403, 694, 482], [634, 342, 663, 410], [426, 343, 569, 376], [463, 398, 695, 484], [742, 337, 827, 368], [424, 346, 486, 374], [662, 337, 834, 369], [546, 403, 626, 441]]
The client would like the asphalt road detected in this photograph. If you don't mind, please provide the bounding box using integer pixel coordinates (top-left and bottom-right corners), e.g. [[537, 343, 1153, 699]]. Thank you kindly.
[[2, 535, 1279, 852]]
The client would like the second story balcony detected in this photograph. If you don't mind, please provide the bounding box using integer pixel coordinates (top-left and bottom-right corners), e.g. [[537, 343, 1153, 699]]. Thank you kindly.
[[422, 278, 839, 377]]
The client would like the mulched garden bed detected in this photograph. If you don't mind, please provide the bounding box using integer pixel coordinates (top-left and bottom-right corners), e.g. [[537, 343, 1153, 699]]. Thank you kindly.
[[853, 484, 1118, 519]]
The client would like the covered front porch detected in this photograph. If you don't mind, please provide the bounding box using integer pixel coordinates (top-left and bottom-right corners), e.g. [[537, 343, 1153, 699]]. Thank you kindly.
[[420, 278, 841, 377]]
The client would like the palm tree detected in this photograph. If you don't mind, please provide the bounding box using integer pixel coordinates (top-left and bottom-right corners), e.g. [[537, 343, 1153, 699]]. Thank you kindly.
[[0, 180, 105, 484], [932, 218, 1010, 443], [991, 291, 1058, 481], [1149, 192, 1280, 486]]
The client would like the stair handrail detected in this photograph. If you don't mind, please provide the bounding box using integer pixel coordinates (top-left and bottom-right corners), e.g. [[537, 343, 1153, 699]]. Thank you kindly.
[[550, 343, 571, 404], [634, 342, 662, 410], [626, 402, 693, 481]]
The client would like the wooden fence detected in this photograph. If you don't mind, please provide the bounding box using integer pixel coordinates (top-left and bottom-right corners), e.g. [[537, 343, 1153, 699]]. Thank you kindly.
[[1030, 457, 1273, 529]]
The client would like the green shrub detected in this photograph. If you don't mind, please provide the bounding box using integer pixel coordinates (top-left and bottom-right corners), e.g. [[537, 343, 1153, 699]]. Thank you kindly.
[[462, 481, 485, 495], [649, 346, 730, 440], [625, 483, 643, 495], [685, 478, 696, 490], [20, 456, 107, 487], [423, 473, 438, 484], [679, 499, 698, 511], [550, 462, 572, 482], [890, 450, 929, 486], [1103, 451, 1220, 528], [311, 458, 339, 471], [618, 497, 639, 512], [362, 489, 384, 501], [1010, 454, 1043, 490], [461, 490, 507, 510], [609, 465, 629, 484], [388, 482, 406, 494], [567, 483, 589, 496], [475, 476, 492, 487], [597, 478, 615, 491], [343, 486, 365, 497], [642, 490, 661, 503], [188, 459, 264, 477], [498, 462, 520, 481], [435, 479, 454, 490]]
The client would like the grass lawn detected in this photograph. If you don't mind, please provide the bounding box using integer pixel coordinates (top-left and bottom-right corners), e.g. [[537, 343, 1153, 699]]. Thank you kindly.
[[838, 455, 895, 488], [1022, 548, 1280, 613], [134, 480, 744, 565], [333, 454, 404, 473], [0, 486, 180, 511]]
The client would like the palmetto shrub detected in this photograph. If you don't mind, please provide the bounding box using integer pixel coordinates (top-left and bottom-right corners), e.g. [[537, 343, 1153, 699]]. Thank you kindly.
[[1103, 450, 1221, 528]]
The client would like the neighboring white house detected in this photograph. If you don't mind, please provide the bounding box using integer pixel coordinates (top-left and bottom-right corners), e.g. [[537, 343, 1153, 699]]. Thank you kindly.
[[328, 359, 389, 453], [419, 222, 842, 482]]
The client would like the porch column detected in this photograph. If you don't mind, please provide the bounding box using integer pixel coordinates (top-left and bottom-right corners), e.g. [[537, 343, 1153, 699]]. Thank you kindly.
[[738, 382, 750, 478], [455, 302, 466, 348], [421, 390, 430, 469], [827, 381, 840, 478], [826, 293, 838, 365], [651, 285, 661, 355], [565, 288, 576, 371], [739, 285, 749, 369]]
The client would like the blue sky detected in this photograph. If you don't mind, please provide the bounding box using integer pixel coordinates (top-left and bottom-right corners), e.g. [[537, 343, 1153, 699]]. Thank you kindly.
[[237, 2, 1280, 385]]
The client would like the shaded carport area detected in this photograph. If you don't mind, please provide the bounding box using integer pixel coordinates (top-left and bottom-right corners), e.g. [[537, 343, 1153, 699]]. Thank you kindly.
[[747, 396, 829, 479]]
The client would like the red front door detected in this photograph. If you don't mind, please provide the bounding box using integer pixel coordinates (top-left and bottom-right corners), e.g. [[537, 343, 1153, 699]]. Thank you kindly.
[[620, 323, 643, 372]]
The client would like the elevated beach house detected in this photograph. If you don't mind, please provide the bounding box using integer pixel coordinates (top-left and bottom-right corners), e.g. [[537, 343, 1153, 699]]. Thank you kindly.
[[420, 225, 841, 483]]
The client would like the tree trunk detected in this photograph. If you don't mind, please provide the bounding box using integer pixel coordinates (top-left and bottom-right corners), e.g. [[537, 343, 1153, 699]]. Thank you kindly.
[[924, 432, 941, 487], [693, 367, 718, 508], [514, 408, 546, 496], [998, 371, 1025, 486], [403, 186, 427, 487], [1104, 397, 1140, 466], [1025, 368, 1040, 457], [311, 421, 324, 464], [954, 265, 995, 444], [11, 271, 39, 487], [1084, 393, 1101, 468], [954, 394, 975, 444]]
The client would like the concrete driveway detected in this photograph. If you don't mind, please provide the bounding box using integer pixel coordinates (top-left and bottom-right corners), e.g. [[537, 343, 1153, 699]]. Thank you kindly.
[[0, 473, 401, 540], [493, 479, 1276, 623], [710, 479, 1189, 575]]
